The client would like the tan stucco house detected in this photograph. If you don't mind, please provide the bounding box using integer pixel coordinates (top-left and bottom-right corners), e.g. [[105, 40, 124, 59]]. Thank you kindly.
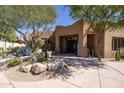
[[48, 20, 124, 58]]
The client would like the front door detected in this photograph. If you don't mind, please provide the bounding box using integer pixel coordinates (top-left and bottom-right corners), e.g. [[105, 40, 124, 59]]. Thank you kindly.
[[87, 34, 95, 57], [66, 39, 77, 53], [65, 35, 78, 54]]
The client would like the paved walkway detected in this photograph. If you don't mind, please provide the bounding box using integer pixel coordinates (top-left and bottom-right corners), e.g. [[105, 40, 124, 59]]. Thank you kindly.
[[1, 62, 124, 88]]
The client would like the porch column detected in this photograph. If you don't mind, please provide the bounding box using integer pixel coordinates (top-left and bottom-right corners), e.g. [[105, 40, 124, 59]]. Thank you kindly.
[[77, 27, 87, 57], [82, 30, 88, 57], [55, 36, 60, 53]]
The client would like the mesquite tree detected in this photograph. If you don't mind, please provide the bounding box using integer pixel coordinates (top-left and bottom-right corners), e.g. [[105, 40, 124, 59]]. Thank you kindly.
[[0, 6, 57, 55]]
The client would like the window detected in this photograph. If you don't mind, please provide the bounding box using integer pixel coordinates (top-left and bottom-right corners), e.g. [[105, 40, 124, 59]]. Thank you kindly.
[[112, 37, 124, 51]]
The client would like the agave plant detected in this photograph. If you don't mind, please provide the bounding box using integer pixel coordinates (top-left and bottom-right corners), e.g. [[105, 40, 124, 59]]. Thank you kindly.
[[16, 46, 32, 57]]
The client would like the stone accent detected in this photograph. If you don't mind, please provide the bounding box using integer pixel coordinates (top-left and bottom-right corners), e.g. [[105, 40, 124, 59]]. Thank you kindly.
[[31, 63, 47, 74], [19, 64, 32, 73]]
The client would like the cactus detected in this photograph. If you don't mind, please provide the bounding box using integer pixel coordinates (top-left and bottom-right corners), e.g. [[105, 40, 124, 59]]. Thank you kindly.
[[120, 47, 124, 58], [115, 48, 121, 61]]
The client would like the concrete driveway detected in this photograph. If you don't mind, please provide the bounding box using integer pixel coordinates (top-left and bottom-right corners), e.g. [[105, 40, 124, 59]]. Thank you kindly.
[[1, 61, 124, 88]]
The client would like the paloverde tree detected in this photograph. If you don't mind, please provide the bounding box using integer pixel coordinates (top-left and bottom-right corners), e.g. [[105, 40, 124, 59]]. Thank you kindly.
[[0, 6, 57, 53], [0, 6, 22, 50], [0, 21, 17, 50], [15, 6, 57, 52], [68, 5, 124, 61]]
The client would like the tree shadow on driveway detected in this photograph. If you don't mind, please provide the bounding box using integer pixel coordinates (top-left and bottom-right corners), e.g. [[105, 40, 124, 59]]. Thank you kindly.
[[48, 57, 105, 80], [64, 58, 105, 69]]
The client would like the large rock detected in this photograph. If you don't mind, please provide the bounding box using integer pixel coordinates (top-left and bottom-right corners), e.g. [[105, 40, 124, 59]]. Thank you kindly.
[[0, 65, 7, 71], [47, 63, 57, 71], [0, 63, 7, 71], [19, 64, 32, 73], [31, 63, 47, 74]]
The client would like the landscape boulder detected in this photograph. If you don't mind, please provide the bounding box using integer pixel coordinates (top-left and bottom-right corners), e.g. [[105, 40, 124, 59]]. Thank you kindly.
[[19, 64, 32, 73], [0, 65, 7, 71], [31, 63, 47, 74], [47, 63, 57, 71]]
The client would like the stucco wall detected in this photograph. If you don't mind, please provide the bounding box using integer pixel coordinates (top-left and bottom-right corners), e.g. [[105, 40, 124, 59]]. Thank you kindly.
[[54, 20, 88, 57], [104, 29, 124, 58], [0, 41, 25, 51], [54, 20, 124, 58]]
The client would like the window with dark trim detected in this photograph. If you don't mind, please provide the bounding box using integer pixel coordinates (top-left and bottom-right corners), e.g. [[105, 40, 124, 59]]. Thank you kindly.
[[112, 37, 124, 51]]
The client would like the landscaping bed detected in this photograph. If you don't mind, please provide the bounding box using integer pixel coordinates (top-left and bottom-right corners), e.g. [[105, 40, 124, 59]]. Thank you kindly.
[[2, 56, 71, 82], [4, 66, 54, 82]]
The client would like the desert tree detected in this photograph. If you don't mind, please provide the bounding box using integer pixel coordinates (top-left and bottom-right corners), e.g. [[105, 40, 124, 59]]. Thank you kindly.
[[0, 5, 57, 53]]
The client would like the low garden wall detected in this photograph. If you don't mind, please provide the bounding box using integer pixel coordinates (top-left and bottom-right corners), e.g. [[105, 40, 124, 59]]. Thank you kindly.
[[0, 41, 25, 51]]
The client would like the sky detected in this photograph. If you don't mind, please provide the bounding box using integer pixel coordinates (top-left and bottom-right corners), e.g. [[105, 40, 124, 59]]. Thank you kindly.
[[55, 5, 75, 27]]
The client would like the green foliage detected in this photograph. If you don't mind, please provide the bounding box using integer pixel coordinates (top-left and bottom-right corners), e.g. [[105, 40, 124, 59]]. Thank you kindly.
[[16, 6, 57, 28], [0, 16, 17, 42], [0, 6, 20, 29], [68, 6, 124, 31], [41, 55, 47, 62], [7, 29, 17, 42], [120, 47, 124, 58], [114, 47, 124, 60], [16, 46, 32, 57], [7, 59, 21, 67], [0, 5, 57, 31], [32, 38, 45, 52], [115, 49, 121, 61], [35, 53, 47, 62], [8, 46, 20, 53], [0, 21, 17, 51], [0, 6, 57, 52]]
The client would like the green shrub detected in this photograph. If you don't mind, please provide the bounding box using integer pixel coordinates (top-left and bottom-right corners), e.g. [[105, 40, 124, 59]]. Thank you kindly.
[[41, 56, 47, 62], [8, 47, 20, 53], [12, 47, 20, 52], [37, 56, 43, 62], [115, 49, 121, 61], [16, 46, 32, 57], [120, 47, 124, 58], [7, 59, 21, 67], [35, 53, 47, 62]]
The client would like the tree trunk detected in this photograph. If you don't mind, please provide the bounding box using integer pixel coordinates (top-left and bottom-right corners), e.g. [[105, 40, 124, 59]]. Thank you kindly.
[[97, 43, 101, 61], [4, 30, 7, 58], [96, 31, 104, 62]]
